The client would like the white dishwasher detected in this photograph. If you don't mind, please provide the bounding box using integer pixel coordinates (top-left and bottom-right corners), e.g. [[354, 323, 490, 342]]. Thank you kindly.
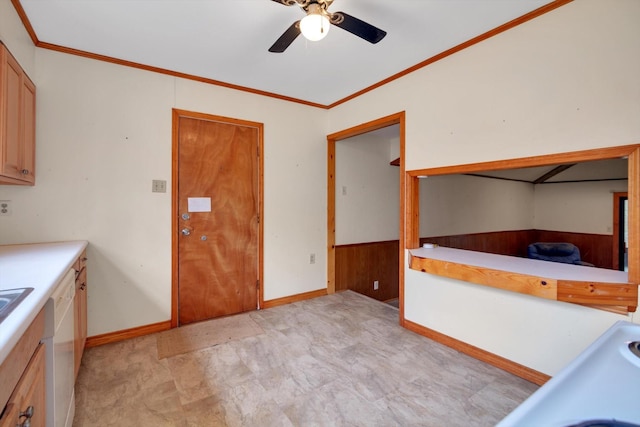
[[43, 269, 76, 427]]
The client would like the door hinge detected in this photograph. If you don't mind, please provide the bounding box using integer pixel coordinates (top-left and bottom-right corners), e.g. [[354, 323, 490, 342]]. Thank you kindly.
[[256, 279, 260, 290], [257, 214, 260, 224]]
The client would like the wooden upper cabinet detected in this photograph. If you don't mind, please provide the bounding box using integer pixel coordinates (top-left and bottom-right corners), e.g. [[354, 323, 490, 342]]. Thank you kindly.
[[0, 44, 36, 185]]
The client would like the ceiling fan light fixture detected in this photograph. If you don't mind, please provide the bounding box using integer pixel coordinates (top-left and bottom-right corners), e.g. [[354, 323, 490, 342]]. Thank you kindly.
[[300, 6, 330, 41]]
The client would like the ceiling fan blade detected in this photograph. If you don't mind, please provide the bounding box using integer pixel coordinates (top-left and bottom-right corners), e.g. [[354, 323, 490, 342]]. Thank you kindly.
[[268, 21, 301, 53], [331, 12, 386, 44], [270, 0, 298, 6]]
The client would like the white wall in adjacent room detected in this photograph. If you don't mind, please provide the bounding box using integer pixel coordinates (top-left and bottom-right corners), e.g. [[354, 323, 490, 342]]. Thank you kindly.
[[335, 133, 400, 245], [534, 180, 629, 235], [419, 174, 534, 237]]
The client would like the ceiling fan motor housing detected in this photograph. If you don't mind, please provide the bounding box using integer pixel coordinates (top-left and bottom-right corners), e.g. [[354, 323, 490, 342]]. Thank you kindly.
[[268, 0, 386, 52]]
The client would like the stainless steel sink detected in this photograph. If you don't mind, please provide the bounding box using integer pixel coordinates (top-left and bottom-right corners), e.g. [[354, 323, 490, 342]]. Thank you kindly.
[[0, 288, 33, 324]]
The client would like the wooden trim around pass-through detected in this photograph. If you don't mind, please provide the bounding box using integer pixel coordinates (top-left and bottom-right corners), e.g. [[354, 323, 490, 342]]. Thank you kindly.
[[403, 319, 550, 386], [406, 144, 640, 286], [408, 144, 640, 178], [10, 0, 571, 109], [84, 320, 172, 348]]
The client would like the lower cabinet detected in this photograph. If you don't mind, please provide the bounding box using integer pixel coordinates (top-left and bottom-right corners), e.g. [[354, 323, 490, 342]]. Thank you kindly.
[[74, 251, 88, 379], [0, 343, 46, 427]]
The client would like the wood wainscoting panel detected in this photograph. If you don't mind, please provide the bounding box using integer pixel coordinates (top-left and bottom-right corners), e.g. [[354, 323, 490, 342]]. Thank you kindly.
[[420, 229, 614, 269], [335, 240, 399, 301], [421, 230, 535, 258]]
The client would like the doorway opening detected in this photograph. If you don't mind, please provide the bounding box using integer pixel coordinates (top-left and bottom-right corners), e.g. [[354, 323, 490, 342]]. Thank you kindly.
[[327, 112, 405, 314], [613, 192, 628, 271]]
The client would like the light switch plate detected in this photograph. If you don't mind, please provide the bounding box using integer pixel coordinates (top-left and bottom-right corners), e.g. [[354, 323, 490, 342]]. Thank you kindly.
[[152, 180, 166, 193]]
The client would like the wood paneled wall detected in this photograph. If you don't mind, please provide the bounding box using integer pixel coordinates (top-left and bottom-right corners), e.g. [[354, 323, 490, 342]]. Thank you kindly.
[[335, 240, 399, 301], [421, 229, 614, 269], [421, 230, 535, 259], [335, 231, 615, 303]]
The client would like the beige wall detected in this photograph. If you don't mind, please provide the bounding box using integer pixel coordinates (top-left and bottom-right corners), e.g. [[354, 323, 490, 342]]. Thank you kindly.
[[0, 0, 34, 74], [328, 0, 640, 375], [0, 36, 329, 335], [1, 0, 639, 375]]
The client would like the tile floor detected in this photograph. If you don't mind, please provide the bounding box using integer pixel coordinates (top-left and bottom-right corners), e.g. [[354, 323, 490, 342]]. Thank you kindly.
[[73, 291, 538, 426]]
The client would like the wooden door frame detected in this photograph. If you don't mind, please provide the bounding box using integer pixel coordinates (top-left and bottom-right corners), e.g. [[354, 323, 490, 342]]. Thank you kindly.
[[327, 112, 406, 321], [613, 192, 628, 271], [171, 108, 264, 328]]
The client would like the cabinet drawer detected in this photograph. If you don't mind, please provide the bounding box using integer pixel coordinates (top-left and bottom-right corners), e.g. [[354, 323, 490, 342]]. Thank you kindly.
[[0, 308, 44, 410], [0, 344, 46, 427]]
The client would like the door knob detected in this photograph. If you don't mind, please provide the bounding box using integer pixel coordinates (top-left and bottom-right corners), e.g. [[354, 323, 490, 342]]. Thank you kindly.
[[181, 228, 191, 236]]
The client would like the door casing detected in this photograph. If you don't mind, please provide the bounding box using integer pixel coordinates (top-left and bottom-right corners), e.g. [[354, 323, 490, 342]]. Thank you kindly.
[[326, 112, 406, 322]]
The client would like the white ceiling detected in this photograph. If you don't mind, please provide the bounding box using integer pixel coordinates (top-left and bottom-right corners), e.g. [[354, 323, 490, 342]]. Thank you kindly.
[[473, 159, 629, 184], [18, 0, 558, 106]]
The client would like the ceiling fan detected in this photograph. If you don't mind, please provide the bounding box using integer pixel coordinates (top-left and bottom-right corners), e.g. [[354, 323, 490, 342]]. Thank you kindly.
[[268, 0, 387, 53]]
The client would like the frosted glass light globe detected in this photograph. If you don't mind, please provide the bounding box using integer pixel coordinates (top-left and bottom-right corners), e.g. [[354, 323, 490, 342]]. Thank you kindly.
[[300, 13, 330, 41]]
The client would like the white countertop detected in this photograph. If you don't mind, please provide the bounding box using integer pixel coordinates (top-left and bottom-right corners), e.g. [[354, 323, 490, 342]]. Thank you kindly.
[[410, 246, 629, 283], [0, 240, 88, 365]]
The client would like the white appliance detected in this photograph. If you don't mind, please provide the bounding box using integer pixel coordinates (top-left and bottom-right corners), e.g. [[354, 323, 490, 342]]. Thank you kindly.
[[498, 321, 640, 427], [43, 269, 76, 427]]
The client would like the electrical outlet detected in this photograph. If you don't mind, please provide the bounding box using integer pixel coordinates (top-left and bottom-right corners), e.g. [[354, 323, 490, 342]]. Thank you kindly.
[[373, 280, 379, 290], [152, 180, 167, 193], [310, 253, 316, 264], [0, 200, 11, 216]]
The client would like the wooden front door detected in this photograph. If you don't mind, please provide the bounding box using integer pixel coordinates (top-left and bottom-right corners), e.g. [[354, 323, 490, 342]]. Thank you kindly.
[[174, 110, 261, 325]]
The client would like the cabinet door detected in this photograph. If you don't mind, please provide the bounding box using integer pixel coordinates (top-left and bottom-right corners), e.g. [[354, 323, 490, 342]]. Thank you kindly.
[[0, 45, 36, 185], [0, 48, 23, 181], [74, 253, 88, 379], [0, 344, 46, 427], [20, 76, 36, 183]]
